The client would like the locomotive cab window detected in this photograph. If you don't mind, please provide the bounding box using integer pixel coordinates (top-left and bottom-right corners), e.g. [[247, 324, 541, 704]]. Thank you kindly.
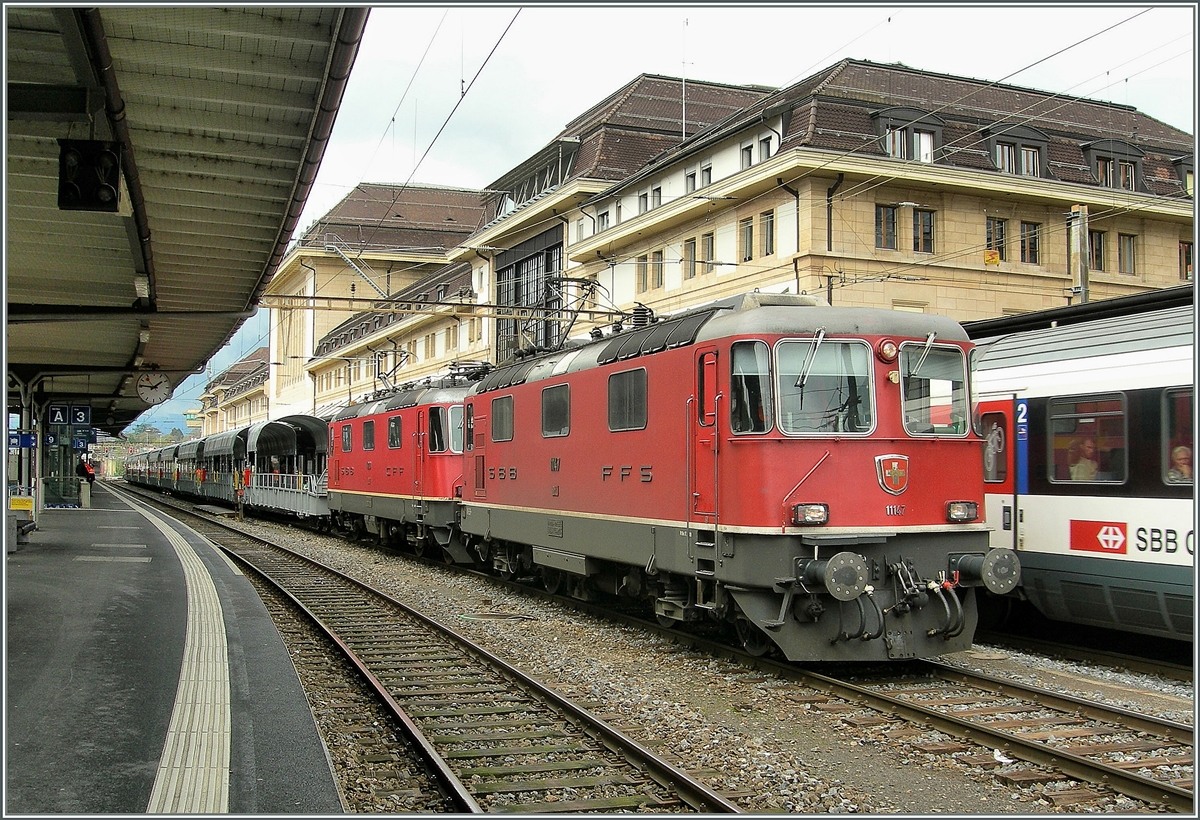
[[1163, 388, 1193, 484], [1048, 394, 1126, 483], [428, 406, 463, 453], [362, 420, 375, 451], [340, 424, 352, 453], [449, 405, 464, 454], [776, 338, 873, 434], [608, 368, 647, 431], [387, 416, 402, 449], [492, 396, 514, 442], [542, 384, 570, 437], [899, 343, 969, 436], [730, 341, 773, 434]]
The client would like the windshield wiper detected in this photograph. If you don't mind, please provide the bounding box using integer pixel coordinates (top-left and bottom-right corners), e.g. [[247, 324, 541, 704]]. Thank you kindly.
[[796, 327, 826, 389], [911, 331, 937, 376]]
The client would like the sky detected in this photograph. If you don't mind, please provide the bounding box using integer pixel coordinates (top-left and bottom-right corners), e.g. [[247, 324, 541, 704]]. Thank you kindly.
[[135, 2, 1197, 433]]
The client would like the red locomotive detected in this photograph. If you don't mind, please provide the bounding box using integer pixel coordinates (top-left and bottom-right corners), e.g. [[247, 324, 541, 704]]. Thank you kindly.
[[129, 291, 1018, 662], [457, 292, 1018, 661]]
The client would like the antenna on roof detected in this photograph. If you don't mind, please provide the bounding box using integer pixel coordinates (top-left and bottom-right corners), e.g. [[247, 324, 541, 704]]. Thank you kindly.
[[681, 18, 688, 140]]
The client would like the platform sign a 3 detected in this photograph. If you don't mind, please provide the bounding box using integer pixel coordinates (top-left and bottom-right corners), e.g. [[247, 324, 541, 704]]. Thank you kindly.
[[48, 404, 69, 425], [71, 405, 91, 425]]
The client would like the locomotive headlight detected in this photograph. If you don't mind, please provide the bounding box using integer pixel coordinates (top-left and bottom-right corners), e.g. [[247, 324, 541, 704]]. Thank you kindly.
[[946, 501, 979, 522], [792, 503, 829, 525], [876, 338, 899, 363]]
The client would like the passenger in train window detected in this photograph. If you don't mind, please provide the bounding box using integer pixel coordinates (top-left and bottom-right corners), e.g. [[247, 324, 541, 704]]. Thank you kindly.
[[1167, 445, 1193, 483], [1068, 437, 1098, 481]]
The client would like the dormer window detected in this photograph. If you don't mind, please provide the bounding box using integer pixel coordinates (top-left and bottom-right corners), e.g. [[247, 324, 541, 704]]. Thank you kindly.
[[1172, 155, 1193, 196], [1083, 139, 1145, 192], [873, 107, 944, 163], [987, 124, 1048, 178]]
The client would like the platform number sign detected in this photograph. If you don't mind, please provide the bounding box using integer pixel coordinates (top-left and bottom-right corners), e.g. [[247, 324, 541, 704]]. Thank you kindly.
[[48, 404, 69, 425], [71, 405, 91, 426]]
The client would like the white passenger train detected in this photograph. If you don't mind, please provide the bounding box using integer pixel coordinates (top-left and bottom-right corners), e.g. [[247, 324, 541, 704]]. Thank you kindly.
[[969, 285, 1194, 642]]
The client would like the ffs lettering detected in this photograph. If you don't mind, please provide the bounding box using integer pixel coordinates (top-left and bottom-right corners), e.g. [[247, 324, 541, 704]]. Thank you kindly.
[[601, 465, 653, 482]]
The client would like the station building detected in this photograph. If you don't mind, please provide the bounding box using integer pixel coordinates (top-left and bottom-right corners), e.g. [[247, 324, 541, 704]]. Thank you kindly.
[[215, 59, 1192, 419]]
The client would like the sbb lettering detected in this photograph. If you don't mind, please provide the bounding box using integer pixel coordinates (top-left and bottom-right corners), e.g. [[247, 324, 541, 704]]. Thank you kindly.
[[1135, 528, 1194, 555]]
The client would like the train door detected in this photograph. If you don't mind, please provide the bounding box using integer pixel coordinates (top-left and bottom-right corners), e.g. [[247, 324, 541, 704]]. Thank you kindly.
[[981, 398, 1018, 550], [691, 347, 720, 523], [470, 404, 487, 500], [414, 409, 427, 503]]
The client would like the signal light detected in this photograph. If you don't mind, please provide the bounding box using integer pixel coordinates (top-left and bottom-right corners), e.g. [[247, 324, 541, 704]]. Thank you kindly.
[[57, 139, 122, 212]]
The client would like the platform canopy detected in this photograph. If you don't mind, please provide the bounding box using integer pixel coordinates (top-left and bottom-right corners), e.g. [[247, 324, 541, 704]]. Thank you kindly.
[[6, 7, 370, 435]]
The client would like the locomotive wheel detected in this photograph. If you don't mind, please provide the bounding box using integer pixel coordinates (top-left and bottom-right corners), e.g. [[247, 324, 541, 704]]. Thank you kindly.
[[656, 614, 678, 629], [735, 618, 773, 657], [411, 536, 426, 558], [541, 567, 565, 595]]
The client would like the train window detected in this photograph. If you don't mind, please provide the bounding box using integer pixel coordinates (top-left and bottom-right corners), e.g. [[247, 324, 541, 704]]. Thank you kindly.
[[449, 405, 464, 454], [542, 384, 570, 438], [1163, 388, 1193, 485], [362, 420, 375, 451], [387, 416, 402, 449], [491, 396, 514, 442], [464, 404, 474, 452], [340, 423, 352, 453], [428, 408, 449, 453], [730, 341, 773, 434], [608, 368, 647, 431], [776, 339, 873, 434], [899, 343, 968, 436], [981, 412, 1007, 482], [1048, 394, 1125, 483]]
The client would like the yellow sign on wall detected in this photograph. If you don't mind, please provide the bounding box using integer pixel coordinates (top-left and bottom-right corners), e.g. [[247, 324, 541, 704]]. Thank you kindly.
[[9, 496, 34, 511], [984, 249, 1001, 265]]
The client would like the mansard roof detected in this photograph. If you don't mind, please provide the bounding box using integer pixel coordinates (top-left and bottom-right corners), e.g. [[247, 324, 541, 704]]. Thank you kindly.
[[296, 182, 487, 254], [608, 59, 1193, 197], [205, 346, 270, 392]]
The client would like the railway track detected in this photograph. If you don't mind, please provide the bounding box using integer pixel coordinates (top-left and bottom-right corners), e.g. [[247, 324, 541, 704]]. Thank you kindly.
[[120, 484, 1193, 813], [117, 485, 738, 813]]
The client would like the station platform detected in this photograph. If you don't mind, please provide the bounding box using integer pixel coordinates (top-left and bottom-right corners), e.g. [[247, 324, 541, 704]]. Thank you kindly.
[[5, 480, 344, 814]]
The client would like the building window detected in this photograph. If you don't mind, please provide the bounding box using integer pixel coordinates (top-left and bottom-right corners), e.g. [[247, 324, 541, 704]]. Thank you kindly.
[[1021, 147, 1040, 176], [760, 210, 775, 256], [1119, 161, 1136, 191], [682, 238, 697, 279], [575, 218, 585, 242], [491, 395, 514, 442], [759, 136, 772, 162], [387, 416, 402, 449], [614, 201, 622, 223], [701, 232, 715, 273], [1181, 240, 1193, 281], [741, 144, 754, 169], [651, 186, 662, 208], [1097, 158, 1113, 187], [541, 384, 570, 438], [885, 128, 906, 159], [446, 325, 458, 351], [608, 368, 647, 432], [1119, 234, 1136, 275], [636, 255, 649, 293], [700, 164, 712, 187], [986, 217, 1007, 261], [597, 210, 609, 231], [876, 205, 898, 250], [651, 250, 664, 289], [913, 209, 934, 254], [739, 218, 754, 262], [915, 130, 934, 163], [638, 191, 648, 214], [685, 170, 696, 193], [1088, 230, 1105, 271], [995, 142, 1016, 173], [1020, 222, 1040, 264]]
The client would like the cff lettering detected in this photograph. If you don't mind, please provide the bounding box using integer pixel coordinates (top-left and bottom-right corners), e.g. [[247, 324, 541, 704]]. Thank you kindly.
[[1136, 527, 1194, 556]]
